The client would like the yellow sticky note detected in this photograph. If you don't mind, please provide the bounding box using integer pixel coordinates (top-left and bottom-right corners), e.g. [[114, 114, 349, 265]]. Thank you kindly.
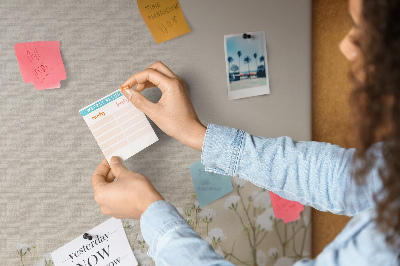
[[137, 0, 191, 44]]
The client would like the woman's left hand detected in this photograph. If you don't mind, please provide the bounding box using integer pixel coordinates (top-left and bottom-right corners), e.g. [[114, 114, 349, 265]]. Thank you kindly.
[[91, 157, 164, 219]]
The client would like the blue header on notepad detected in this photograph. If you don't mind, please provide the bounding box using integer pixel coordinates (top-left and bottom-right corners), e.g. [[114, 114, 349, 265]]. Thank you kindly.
[[80, 91, 123, 116]]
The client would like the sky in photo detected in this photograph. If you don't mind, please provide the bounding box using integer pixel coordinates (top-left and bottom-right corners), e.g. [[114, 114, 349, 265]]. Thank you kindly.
[[226, 32, 266, 73]]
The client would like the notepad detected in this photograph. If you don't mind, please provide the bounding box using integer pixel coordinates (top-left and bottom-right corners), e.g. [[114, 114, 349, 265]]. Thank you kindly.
[[14, 41, 67, 90], [51, 218, 137, 266], [79, 90, 158, 162], [137, 0, 191, 44], [190, 161, 233, 208]]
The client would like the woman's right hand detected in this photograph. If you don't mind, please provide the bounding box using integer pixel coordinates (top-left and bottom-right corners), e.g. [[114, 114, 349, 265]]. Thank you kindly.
[[120, 61, 207, 151]]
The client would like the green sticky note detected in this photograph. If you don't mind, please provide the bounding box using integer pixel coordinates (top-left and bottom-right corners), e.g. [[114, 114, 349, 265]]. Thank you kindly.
[[189, 161, 233, 208]]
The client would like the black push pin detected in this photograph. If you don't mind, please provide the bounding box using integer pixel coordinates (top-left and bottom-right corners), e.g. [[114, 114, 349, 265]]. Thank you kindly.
[[242, 33, 252, 39], [83, 233, 93, 240]]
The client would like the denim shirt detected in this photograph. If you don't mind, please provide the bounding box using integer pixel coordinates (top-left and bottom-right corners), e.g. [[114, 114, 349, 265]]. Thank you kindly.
[[140, 124, 399, 265]]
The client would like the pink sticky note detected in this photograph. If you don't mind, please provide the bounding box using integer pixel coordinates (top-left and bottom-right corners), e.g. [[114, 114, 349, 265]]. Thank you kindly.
[[14, 41, 67, 90], [269, 191, 304, 223]]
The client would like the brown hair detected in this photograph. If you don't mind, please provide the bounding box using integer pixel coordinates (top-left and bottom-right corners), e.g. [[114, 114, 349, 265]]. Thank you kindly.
[[350, 0, 400, 253]]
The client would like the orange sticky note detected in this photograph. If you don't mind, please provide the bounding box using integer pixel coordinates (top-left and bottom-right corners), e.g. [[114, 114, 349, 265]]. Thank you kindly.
[[269, 192, 304, 223], [137, 0, 191, 44], [14, 41, 66, 90]]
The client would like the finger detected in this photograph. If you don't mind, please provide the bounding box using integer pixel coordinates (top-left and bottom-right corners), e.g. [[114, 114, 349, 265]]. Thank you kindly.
[[105, 168, 116, 183], [136, 81, 156, 92], [91, 158, 111, 189], [147, 61, 177, 79], [121, 89, 157, 116], [109, 156, 130, 178], [121, 68, 173, 94]]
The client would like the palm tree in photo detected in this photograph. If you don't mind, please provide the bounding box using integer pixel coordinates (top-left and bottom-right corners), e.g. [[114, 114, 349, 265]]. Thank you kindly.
[[253, 53, 258, 75], [227, 56, 234, 73], [244, 56, 251, 78], [260, 55, 266, 72], [227, 56, 234, 83], [237, 51, 242, 78]]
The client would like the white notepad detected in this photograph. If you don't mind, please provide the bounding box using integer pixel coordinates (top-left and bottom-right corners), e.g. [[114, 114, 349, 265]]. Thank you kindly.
[[51, 218, 137, 266], [79, 90, 158, 162]]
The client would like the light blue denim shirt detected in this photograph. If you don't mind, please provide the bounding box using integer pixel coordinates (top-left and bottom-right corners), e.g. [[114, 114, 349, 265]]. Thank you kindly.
[[140, 124, 399, 265]]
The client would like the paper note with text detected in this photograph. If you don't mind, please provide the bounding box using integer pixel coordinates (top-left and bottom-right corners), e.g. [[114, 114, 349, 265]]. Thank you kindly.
[[79, 90, 158, 162], [137, 0, 191, 44], [190, 161, 233, 208], [14, 41, 66, 90], [51, 218, 137, 266]]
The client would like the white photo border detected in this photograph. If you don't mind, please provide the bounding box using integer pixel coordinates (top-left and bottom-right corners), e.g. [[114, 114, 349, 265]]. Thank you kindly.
[[224, 31, 270, 100]]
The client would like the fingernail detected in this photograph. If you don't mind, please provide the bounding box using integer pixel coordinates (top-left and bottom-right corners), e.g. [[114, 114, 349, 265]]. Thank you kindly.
[[121, 85, 130, 92], [110, 156, 121, 165], [125, 89, 133, 100]]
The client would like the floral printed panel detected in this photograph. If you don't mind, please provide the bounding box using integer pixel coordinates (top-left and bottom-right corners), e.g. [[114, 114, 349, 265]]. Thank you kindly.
[[17, 178, 311, 266]]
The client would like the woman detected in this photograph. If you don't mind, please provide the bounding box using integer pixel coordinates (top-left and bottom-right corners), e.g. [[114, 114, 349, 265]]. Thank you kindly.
[[91, 0, 400, 264]]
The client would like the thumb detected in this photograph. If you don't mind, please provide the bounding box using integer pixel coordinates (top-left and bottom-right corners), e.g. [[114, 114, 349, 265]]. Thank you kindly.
[[122, 89, 155, 116], [109, 156, 128, 178]]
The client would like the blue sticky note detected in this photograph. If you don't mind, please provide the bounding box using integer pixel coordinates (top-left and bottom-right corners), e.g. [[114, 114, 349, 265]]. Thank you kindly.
[[189, 161, 233, 208]]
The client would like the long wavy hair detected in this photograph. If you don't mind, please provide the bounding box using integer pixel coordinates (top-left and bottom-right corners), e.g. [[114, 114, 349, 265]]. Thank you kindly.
[[350, 0, 400, 253]]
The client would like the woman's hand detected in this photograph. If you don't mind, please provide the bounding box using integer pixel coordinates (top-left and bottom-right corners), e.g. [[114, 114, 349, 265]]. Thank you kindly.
[[120, 61, 206, 151], [91, 157, 164, 220]]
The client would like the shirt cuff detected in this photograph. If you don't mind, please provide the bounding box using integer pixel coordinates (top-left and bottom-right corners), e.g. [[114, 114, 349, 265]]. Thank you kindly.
[[140, 200, 191, 260], [201, 123, 245, 176]]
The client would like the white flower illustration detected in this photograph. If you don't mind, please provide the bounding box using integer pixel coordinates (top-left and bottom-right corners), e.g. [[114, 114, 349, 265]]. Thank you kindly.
[[224, 195, 241, 210], [193, 201, 200, 209], [35, 253, 53, 266], [215, 246, 224, 258], [274, 257, 293, 266], [303, 214, 310, 226], [200, 208, 216, 222], [16, 243, 31, 256], [133, 249, 153, 265], [264, 207, 275, 220], [137, 234, 144, 243], [124, 220, 139, 229], [252, 191, 271, 209], [268, 247, 279, 259], [256, 249, 268, 266], [255, 211, 273, 232], [176, 207, 185, 216], [205, 228, 227, 246], [233, 177, 247, 188]]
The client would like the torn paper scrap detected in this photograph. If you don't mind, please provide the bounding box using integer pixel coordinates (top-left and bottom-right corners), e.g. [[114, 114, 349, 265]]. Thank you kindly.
[[269, 191, 304, 223], [190, 161, 233, 208], [14, 41, 66, 90]]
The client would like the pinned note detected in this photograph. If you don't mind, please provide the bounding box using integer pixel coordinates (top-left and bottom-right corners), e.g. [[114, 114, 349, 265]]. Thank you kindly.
[[14, 41, 67, 90], [79, 90, 158, 162], [190, 161, 233, 208], [269, 192, 304, 223], [51, 218, 137, 266], [137, 0, 191, 44]]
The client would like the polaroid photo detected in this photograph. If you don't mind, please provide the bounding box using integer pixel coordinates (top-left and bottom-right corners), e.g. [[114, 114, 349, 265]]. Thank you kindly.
[[224, 31, 270, 100]]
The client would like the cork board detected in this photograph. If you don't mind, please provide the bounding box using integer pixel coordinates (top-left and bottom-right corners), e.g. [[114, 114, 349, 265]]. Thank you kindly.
[[312, 0, 353, 257]]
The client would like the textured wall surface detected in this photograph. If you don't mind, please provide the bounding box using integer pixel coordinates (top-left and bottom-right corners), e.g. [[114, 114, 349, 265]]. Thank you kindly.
[[0, 1, 312, 265], [312, 0, 353, 257]]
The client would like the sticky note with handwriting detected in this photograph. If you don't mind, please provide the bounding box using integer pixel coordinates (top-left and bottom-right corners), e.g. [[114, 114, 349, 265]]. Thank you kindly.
[[79, 90, 158, 162], [14, 41, 66, 90], [51, 218, 137, 266], [137, 0, 191, 44], [269, 191, 304, 223], [190, 161, 233, 208]]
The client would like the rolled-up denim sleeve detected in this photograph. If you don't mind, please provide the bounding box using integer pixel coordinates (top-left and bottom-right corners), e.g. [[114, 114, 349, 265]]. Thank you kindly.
[[140, 200, 235, 266], [201, 124, 382, 216]]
